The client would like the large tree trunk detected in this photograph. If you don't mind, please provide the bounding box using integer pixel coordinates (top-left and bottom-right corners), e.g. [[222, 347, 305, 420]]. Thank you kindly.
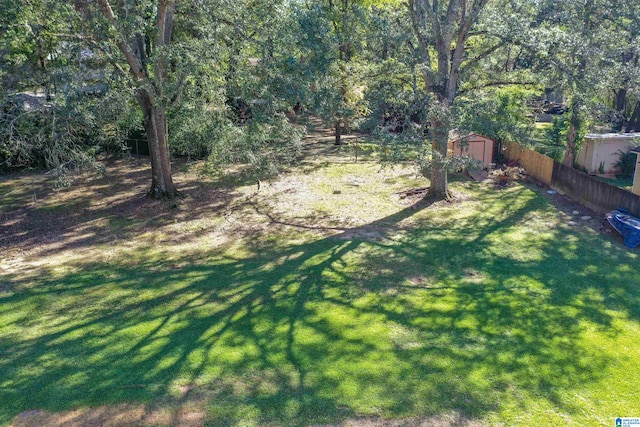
[[138, 91, 178, 199], [612, 89, 626, 132], [563, 99, 581, 167], [408, 0, 490, 202], [615, 88, 626, 111], [428, 139, 451, 200], [627, 101, 640, 133], [95, 0, 179, 199], [427, 100, 453, 201]]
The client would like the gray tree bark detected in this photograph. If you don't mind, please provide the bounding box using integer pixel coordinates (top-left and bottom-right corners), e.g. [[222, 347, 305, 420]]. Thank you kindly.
[[96, 0, 179, 199], [409, 0, 489, 200]]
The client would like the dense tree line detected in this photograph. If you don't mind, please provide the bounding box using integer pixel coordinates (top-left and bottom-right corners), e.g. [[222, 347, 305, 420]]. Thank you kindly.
[[1, 0, 639, 200]]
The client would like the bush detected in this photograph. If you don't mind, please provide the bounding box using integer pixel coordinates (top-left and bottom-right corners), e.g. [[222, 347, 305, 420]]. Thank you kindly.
[[615, 149, 637, 177], [0, 95, 95, 172], [202, 114, 304, 181]]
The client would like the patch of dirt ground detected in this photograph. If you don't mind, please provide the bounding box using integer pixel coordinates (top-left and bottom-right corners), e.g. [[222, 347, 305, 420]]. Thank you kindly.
[[11, 407, 482, 427], [10, 405, 204, 427]]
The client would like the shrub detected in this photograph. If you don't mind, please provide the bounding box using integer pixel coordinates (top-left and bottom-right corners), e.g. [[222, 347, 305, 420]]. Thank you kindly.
[[615, 149, 637, 177]]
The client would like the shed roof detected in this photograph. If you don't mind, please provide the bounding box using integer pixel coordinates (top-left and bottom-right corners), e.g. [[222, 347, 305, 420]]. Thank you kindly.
[[448, 132, 494, 144], [585, 132, 640, 141]]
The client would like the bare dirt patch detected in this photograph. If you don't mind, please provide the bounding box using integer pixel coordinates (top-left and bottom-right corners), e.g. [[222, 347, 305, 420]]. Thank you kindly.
[[11, 408, 482, 427], [10, 404, 205, 427], [315, 413, 483, 427], [0, 154, 296, 266], [0, 121, 381, 262]]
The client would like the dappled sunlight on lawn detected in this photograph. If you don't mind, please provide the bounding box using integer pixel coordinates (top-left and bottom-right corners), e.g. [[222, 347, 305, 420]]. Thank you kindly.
[[2, 161, 640, 426]]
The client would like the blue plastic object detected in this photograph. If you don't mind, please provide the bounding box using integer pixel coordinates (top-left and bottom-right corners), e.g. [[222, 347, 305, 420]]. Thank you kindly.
[[606, 209, 640, 248]]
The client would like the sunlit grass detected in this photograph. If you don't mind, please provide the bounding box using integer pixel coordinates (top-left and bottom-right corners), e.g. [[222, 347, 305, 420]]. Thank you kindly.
[[2, 159, 640, 426]]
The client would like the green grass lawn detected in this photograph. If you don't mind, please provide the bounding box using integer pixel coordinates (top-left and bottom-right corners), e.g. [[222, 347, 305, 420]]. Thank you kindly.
[[1, 154, 640, 426], [529, 121, 566, 161], [594, 175, 634, 191]]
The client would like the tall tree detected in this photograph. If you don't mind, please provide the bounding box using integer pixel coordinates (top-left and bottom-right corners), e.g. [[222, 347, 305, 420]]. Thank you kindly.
[[607, 0, 640, 132], [77, 0, 180, 198], [294, 0, 376, 145], [553, 0, 598, 167], [529, 0, 617, 166], [408, 0, 491, 200]]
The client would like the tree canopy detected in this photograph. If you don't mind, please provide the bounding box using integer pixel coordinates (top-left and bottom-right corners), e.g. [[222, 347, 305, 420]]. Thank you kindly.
[[1, 0, 639, 199]]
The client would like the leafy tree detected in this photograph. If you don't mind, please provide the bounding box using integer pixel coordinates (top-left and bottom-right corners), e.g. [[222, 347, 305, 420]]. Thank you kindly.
[[528, 0, 617, 166], [359, 5, 424, 134], [407, 0, 494, 200], [0, 0, 134, 174], [75, 0, 182, 198], [606, 0, 640, 132], [455, 86, 536, 148], [293, 0, 382, 145], [173, 0, 304, 181]]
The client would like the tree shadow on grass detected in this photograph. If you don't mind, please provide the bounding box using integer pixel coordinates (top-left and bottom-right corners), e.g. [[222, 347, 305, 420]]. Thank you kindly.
[[1, 184, 640, 426], [0, 152, 373, 268], [0, 157, 254, 266]]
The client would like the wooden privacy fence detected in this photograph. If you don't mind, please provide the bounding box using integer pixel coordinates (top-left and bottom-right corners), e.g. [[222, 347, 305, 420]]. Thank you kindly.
[[503, 142, 640, 217], [551, 162, 640, 216], [504, 142, 554, 185]]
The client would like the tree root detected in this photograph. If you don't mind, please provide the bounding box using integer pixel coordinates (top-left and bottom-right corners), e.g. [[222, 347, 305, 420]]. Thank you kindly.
[[147, 187, 184, 200], [397, 186, 455, 202], [397, 186, 430, 198], [424, 188, 455, 202]]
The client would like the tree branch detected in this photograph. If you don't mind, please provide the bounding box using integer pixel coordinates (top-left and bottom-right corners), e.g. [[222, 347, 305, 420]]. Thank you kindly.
[[457, 0, 489, 39], [460, 41, 505, 72], [96, 0, 146, 80], [156, 0, 168, 47], [164, 1, 176, 45], [408, 0, 433, 88]]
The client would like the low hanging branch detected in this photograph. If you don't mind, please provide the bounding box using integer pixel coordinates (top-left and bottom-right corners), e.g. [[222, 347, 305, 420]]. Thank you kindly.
[[96, 0, 147, 80]]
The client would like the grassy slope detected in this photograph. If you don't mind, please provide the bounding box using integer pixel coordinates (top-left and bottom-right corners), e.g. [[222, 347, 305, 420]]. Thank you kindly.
[[1, 153, 640, 426]]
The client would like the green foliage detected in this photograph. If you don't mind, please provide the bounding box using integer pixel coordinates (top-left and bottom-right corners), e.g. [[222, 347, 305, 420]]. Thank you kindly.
[[421, 153, 483, 175], [202, 115, 304, 181], [169, 61, 305, 181], [360, 62, 422, 133], [169, 107, 226, 160], [0, 0, 78, 94], [531, 116, 569, 161], [0, 97, 85, 171], [546, 116, 569, 146], [2, 0, 639, 189], [291, 1, 380, 133], [454, 87, 535, 145], [536, 109, 589, 162], [0, 86, 135, 174], [615, 149, 638, 177], [375, 126, 482, 176], [0, 0, 143, 173]]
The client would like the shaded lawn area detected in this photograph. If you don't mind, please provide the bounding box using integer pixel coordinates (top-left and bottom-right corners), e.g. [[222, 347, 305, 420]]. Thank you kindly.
[[1, 158, 640, 426], [594, 175, 634, 192]]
